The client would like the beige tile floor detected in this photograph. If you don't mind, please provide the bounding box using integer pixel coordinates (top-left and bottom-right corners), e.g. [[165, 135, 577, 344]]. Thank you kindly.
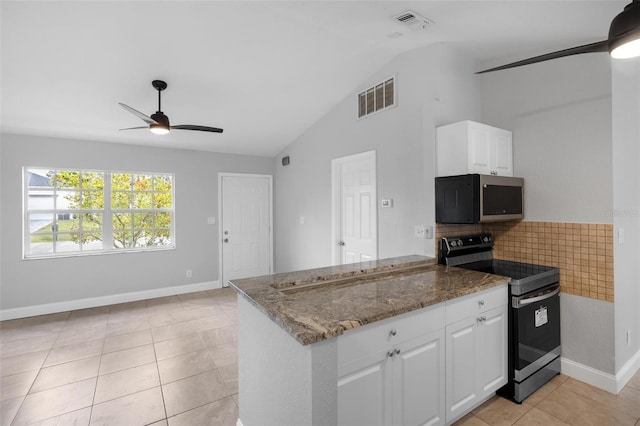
[[1, 287, 639, 426], [1, 288, 239, 426]]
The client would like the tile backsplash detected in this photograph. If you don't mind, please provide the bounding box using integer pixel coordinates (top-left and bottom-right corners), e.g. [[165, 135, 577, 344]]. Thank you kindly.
[[436, 221, 614, 302]]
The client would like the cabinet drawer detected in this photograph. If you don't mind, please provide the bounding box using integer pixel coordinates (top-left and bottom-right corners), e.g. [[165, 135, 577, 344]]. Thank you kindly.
[[445, 285, 507, 325], [338, 303, 445, 366]]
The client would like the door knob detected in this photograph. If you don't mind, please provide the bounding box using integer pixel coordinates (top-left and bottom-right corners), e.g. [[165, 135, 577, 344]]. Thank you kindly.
[[338, 241, 345, 246]]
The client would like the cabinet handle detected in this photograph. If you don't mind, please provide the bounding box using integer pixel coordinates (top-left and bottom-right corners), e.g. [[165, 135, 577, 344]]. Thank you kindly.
[[477, 316, 486, 324], [395, 348, 401, 355], [478, 300, 484, 307], [491, 170, 498, 175], [387, 350, 395, 358], [389, 329, 397, 337]]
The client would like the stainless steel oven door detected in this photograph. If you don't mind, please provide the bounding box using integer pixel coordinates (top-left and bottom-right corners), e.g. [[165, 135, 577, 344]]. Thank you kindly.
[[511, 284, 561, 382]]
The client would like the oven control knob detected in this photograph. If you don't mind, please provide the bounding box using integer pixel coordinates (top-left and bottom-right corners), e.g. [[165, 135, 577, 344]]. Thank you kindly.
[[451, 241, 457, 247], [457, 239, 463, 246]]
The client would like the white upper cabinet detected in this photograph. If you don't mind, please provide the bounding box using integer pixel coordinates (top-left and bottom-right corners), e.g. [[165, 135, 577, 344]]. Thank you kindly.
[[436, 120, 513, 177]]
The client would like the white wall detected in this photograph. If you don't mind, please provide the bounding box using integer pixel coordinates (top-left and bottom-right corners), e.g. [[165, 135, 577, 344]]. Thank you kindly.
[[479, 53, 617, 377], [273, 44, 481, 273], [611, 57, 640, 379], [0, 133, 273, 314]]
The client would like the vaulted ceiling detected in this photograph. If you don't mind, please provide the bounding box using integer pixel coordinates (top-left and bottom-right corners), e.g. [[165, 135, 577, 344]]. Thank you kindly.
[[1, 1, 626, 156]]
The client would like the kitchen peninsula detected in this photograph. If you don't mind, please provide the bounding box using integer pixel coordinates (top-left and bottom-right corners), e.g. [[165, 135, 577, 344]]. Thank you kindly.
[[230, 255, 510, 426]]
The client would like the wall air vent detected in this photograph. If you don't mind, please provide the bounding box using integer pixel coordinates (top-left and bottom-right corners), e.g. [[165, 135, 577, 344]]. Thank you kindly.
[[394, 10, 433, 29], [357, 76, 395, 119]]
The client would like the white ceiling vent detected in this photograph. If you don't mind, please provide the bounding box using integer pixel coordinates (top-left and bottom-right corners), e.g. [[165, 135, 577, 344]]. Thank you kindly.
[[394, 10, 433, 29]]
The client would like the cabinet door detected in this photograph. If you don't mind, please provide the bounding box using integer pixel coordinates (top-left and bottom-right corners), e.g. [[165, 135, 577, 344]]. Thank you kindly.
[[477, 305, 508, 397], [393, 329, 445, 426], [467, 126, 492, 174], [492, 131, 513, 176], [445, 316, 479, 423], [338, 350, 392, 426]]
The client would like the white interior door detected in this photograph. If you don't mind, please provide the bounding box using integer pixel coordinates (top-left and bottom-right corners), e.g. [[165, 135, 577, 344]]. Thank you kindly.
[[332, 151, 377, 265], [220, 174, 272, 286]]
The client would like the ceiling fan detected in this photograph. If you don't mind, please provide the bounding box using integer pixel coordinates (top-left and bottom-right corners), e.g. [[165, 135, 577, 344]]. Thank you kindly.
[[477, 0, 640, 73], [119, 80, 223, 135]]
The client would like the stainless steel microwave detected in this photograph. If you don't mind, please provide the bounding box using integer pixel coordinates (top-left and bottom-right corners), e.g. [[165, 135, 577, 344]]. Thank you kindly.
[[435, 174, 524, 223]]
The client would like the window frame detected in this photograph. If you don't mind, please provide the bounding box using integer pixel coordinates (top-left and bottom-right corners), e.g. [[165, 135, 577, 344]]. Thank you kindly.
[[23, 167, 176, 259]]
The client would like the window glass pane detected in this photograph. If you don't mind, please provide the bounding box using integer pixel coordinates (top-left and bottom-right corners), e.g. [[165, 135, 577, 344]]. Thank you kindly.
[[385, 79, 394, 107], [53, 171, 80, 189], [154, 212, 172, 229], [81, 236, 103, 251], [29, 213, 54, 234], [56, 236, 81, 253], [112, 191, 132, 209], [113, 231, 133, 249], [134, 230, 154, 248], [81, 213, 102, 232], [375, 83, 384, 111], [155, 229, 172, 245], [134, 212, 153, 228], [58, 189, 80, 210], [133, 192, 153, 208], [133, 174, 153, 191], [153, 175, 172, 192], [113, 213, 131, 230], [112, 173, 132, 190], [29, 238, 53, 255], [82, 172, 104, 190], [154, 192, 172, 209], [358, 92, 366, 118], [27, 191, 55, 210], [82, 191, 103, 209]]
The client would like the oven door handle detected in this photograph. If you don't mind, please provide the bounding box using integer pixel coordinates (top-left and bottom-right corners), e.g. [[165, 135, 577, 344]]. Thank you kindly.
[[513, 286, 560, 308]]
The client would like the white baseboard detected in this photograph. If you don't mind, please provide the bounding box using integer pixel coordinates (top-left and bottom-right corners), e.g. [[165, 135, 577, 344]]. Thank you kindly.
[[561, 351, 640, 394], [614, 349, 640, 393], [0, 280, 221, 321]]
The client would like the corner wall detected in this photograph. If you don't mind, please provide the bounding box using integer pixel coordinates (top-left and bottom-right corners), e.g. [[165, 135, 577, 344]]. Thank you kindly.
[[273, 44, 481, 273], [0, 133, 273, 317], [479, 53, 619, 380], [611, 57, 640, 386]]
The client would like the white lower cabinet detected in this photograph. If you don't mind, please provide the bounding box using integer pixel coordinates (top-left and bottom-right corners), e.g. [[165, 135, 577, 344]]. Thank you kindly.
[[337, 304, 446, 426], [337, 286, 507, 426], [392, 331, 446, 426], [445, 304, 508, 424]]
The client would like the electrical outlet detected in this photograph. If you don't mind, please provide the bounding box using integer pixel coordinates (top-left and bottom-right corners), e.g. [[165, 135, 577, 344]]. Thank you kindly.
[[186, 269, 193, 278], [414, 225, 427, 239]]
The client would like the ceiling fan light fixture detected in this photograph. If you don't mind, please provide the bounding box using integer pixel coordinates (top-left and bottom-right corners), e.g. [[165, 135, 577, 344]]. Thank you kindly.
[[149, 125, 170, 135], [611, 37, 640, 58]]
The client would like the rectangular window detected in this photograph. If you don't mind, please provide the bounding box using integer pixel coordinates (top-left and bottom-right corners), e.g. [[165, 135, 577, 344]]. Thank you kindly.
[[357, 76, 396, 118], [24, 168, 175, 259]]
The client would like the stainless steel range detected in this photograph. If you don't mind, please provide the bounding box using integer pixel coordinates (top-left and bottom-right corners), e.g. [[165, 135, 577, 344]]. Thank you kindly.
[[439, 234, 561, 403]]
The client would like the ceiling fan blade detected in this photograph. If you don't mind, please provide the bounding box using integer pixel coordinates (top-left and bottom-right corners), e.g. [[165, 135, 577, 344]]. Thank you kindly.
[[171, 125, 224, 133], [476, 39, 609, 74], [119, 126, 149, 131], [119, 103, 158, 125]]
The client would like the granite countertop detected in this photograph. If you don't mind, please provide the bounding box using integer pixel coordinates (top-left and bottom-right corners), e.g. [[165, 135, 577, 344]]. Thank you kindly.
[[229, 255, 509, 346]]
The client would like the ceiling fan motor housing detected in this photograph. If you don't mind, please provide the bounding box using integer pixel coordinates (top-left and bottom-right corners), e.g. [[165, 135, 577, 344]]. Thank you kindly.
[[609, 1, 640, 46], [150, 112, 170, 132]]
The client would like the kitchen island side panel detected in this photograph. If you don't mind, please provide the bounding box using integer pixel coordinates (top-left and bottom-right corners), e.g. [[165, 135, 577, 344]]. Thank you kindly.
[[237, 296, 337, 426]]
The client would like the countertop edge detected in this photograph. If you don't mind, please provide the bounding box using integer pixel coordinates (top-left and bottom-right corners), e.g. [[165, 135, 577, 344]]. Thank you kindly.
[[231, 256, 510, 346]]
